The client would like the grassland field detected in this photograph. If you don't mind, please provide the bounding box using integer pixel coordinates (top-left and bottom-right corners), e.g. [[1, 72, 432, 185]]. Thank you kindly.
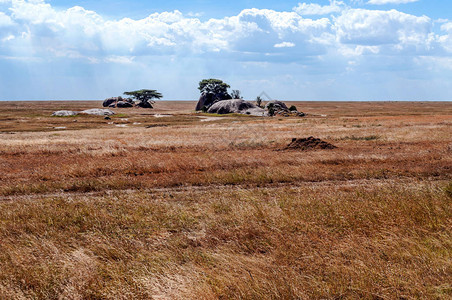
[[0, 100, 451, 299]]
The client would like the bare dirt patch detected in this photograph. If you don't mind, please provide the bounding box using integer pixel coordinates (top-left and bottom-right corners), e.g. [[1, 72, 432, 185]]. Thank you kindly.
[[284, 136, 337, 151]]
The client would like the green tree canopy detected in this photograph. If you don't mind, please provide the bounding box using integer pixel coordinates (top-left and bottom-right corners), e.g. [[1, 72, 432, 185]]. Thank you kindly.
[[198, 79, 231, 99], [124, 89, 163, 108]]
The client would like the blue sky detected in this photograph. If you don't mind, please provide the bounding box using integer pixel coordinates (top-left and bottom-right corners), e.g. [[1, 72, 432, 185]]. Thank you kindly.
[[0, 0, 451, 100], [47, 0, 449, 21]]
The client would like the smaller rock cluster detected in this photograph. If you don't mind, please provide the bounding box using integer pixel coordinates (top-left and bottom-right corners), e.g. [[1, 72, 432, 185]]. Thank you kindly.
[[196, 97, 305, 117], [51, 110, 78, 117], [52, 109, 115, 117], [207, 99, 267, 116], [103, 97, 135, 108], [265, 101, 305, 117]]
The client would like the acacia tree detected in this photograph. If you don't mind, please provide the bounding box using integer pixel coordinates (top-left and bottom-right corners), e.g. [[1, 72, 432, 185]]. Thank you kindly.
[[196, 79, 232, 111], [198, 79, 231, 100], [124, 89, 163, 108]]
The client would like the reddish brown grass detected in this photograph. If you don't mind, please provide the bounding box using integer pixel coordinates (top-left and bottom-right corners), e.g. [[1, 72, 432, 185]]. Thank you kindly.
[[0, 101, 451, 299]]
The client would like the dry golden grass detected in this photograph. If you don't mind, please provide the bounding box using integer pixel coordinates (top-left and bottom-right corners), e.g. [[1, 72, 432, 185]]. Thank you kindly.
[[0, 101, 451, 299]]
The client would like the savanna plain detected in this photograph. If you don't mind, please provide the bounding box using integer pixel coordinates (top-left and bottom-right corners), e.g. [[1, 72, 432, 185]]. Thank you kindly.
[[0, 101, 451, 299]]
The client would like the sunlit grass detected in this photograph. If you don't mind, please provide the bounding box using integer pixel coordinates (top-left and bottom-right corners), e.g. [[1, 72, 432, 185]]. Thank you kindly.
[[0, 101, 451, 298], [0, 183, 450, 299]]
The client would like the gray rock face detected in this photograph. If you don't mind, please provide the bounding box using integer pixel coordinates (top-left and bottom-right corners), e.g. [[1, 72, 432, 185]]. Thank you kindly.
[[81, 109, 115, 116], [104, 97, 135, 108], [195, 93, 212, 111], [207, 99, 267, 116], [52, 110, 78, 117], [195, 92, 232, 111], [136, 101, 153, 108], [265, 100, 288, 111], [117, 101, 133, 108], [103, 97, 120, 107]]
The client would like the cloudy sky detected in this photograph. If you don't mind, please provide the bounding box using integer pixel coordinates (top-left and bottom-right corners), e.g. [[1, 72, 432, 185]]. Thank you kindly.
[[0, 0, 451, 101]]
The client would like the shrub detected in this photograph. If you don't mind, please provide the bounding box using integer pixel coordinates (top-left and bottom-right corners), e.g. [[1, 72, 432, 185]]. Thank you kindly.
[[256, 96, 263, 108], [231, 90, 242, 99], [267, 103, 275, 116]]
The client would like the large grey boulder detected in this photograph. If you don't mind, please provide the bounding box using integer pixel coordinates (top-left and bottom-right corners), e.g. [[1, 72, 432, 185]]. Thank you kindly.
[[103, 97, 120, 107], [196, 93, 213, 111], [265, 100, 288, 111], [81, 109, 115, 116], [207, 99, 267, 116], [195, 92, 232, 111], [117, 101, 133, 108], [136, 101, 153, 108], [103, 97, 135, 108], [52, 110, 78, 117]]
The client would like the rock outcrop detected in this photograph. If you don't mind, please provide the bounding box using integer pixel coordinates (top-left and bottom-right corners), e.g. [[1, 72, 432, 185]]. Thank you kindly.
[[196, 93, 214, 111], [103, 97, 121, 107], [265, 100, 305, 117], [195, 92, 232, 111], [117, 101, 133, 108], [265, 100, 288, 111], [52, 109, 116, 117], [52, 110, 78, 117], [207, 99, 267, 116], [103, 97, 135, 108], [80, 109, 115, 116], [136, 101, 153, 108]]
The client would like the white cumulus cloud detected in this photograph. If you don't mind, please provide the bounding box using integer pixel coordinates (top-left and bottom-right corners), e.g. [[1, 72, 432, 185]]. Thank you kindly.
[[367, 0, 419, 5], [274, 42, 295, 48], [0, 0, 445, 62], [335, 9, 431, 49], [0, 11, 13, 26], [294, 0, 345, 15], [438, 22, 452, 52], [0, 0, 446, 63], [0, 0, 451, 101], [105, 55, 135, 64]]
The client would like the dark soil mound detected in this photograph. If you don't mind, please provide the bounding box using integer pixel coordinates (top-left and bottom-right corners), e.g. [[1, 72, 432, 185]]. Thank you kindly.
[[285, 137, 337, 151]]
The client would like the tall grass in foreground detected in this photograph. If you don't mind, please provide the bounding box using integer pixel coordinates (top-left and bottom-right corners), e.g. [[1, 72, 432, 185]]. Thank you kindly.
[[0, 182, 450, 299]]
